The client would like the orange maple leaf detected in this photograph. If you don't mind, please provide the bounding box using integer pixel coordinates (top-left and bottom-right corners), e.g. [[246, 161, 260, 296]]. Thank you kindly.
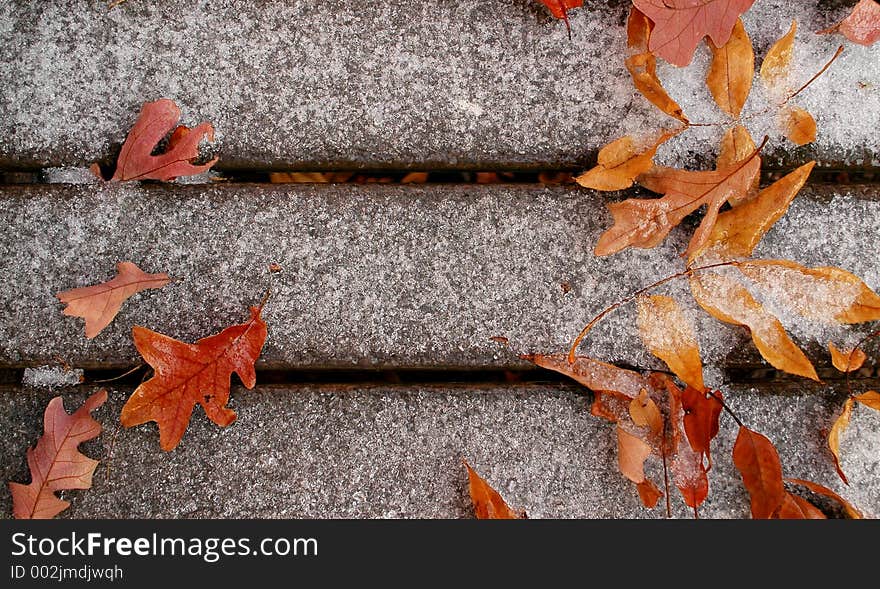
[[632, 0, 756, 66], [120, 304, 268, 451], [95, 98, 218, 182], [9, 390, 107, 519], [56, 261, 170, 338]]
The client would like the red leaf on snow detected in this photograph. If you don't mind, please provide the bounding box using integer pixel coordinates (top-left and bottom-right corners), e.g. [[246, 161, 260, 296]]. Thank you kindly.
[[681, 386, 723, 468], [56, 261, 170, 338], [538, 1, 584, 36], [632, 0, 757, 66], [819, 0, 880, 47], [732, 426, 785, 518], [9, 390, 108, 519], [100, 98, 218, 181], [464, 460, 525, 519], [120, 304, 268, 451]]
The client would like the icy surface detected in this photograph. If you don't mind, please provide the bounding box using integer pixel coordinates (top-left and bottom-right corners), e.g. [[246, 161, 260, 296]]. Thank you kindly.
[[0, 0, 876, 170], [0, 382, 875, 518], [0, 183, 877, 373], [20, 365, 83, 388]]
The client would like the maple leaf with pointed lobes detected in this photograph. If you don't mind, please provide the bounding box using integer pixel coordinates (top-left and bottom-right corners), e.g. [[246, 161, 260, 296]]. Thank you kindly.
[[96, 98, 218, 182], [56, 261, 170, 339], [10, 390, 107, 519], [632, 0, 757, 66], [464, 460, 525, 519], [120, 304, 268, 451]]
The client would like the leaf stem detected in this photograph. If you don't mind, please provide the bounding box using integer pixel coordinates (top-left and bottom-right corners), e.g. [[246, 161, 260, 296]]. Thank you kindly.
[[89, 363, 145, 384], [783, 45, 844, 105], [845, 328, 880, 398]]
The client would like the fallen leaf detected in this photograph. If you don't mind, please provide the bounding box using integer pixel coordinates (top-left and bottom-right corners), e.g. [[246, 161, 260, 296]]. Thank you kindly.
[[706, 19, 754, 118], [629, 389, 663, 434], [732, 425, 785, 519], [818, 0, 880, 46], [773, 492, 827, 519], [829, 342, 867, 372], [617, 426, 653, 484], [464, 460, 524, 519], [689, 271, 818, 381], [625, 8, 689, 122], [736, 260, 880, 324], [120, 304, 268, 451], [9, 390, 107, 519], [828, 398, 854, 484], [786, 477, 863, 518], [104, 98, 217, 182], [682, 386, 723, 468], [671, 444, 709, 509], [717, 125, 759, 204], [782, 106, 817, 146], [701, 161, 815, 260], [760, 21, 797, 90], [637, 480, 663, 508], [595, 148, 761, 258], [632, 0, 757, 66], [538, 0, 584, 37], [56, 261, 170, 339], [575, 132, 675, 191], [635, 295, 705, 390], [854, 391, 880, 410]]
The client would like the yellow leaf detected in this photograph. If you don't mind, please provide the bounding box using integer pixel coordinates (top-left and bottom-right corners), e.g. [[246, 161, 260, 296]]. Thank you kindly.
[[699, 161, 814, 261], [828, 398, 854, 484], [629, 389, 663, 434], [575, 132, 675, 191], [737, 260, 880, 324], [717, 125, 759, 205], [707, 19, 754, 118], [635, 295, 705, 390], [829, 342, 867, 372], [689, 271, 818, 381], [760, 21, 797, 92], [854, 391, 880, 411], [783, 106, 817, 146], [617, 426, 652, 484]]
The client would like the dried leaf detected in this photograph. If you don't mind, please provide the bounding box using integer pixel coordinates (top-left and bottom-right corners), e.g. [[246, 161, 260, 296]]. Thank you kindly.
[[854, 391, 880, 410], [625, 8, 689, 122], [706, 19, 754, 118], [737, 259, 880, 324], [464, 460, 524, 519], [829, 342, 867, 372], [637, 480, 663, 508], [818, 0, 880, 46], [773, 492, 827, 519], [617, 426, 652, 483], [120, 304, 268, 451], [106, 99, 217, 181], [786, 477, 863, 519], [682, 387, 723, 468], [56, 261, 170, 338], [629, 389, 663, 434], [689, 271, 818, 381], [9, 390, 107, 519], [760, 21, 797, 90], [671, 444, 709, 509], [635, 295, 705, 390], [576, 132, 675, 191], [701, 161, 815, 260], [596, 150, 761, 258], [632, 0, 757, 66], [733, 426, 785, 519], [538, 0, 583, 20], [782, 106, 817, 146], [717, 126, 759, 204], [828, 398, 854, 484]]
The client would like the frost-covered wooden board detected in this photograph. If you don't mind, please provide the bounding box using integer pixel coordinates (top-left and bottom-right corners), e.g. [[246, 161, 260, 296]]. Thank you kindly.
[[1, 383, 876, 518], [1, 183, 878, 371], [0, 1, 876, 170]]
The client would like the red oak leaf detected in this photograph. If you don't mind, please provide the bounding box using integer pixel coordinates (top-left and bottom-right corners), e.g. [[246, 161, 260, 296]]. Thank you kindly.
[[99, 98, 218, 182], [632, 0, 757, 66], [120, 304, 268, 451], [9, 390, 108, 519]]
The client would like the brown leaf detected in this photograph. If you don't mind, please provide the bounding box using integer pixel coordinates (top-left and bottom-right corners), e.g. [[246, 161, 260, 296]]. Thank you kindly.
[[818, 0, 880, 46], [575, 132, 675, 191], [782, 106, 817, 146], [671, 444, 709, 509], [737, 260, 880, 324], [773, 492, 827, 519], [733, 426, 785, 519], [625, 8, 689, 122], [9, 390, 107, 519], [682, 387, 723, 468], [689, 271, 818, 381], [854, 391, 880, 410], [629, 389, 663, 435], [700, 161, 815, 260], [617, 426, 653, 484], [786, 477, 863, 519], [635, 295, 705, 390], [829, 342, 867, 372], [706, 19, 754, 118], [464, 460, 524, 519], [760, 21, 797, 90], [828, 398, 854, 484], [596, 149, 761, 258], [637, 480, 663, 508], [717, 126, 759, 204], [106, 99, 217, 181], [56, 261, 170, 339]]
